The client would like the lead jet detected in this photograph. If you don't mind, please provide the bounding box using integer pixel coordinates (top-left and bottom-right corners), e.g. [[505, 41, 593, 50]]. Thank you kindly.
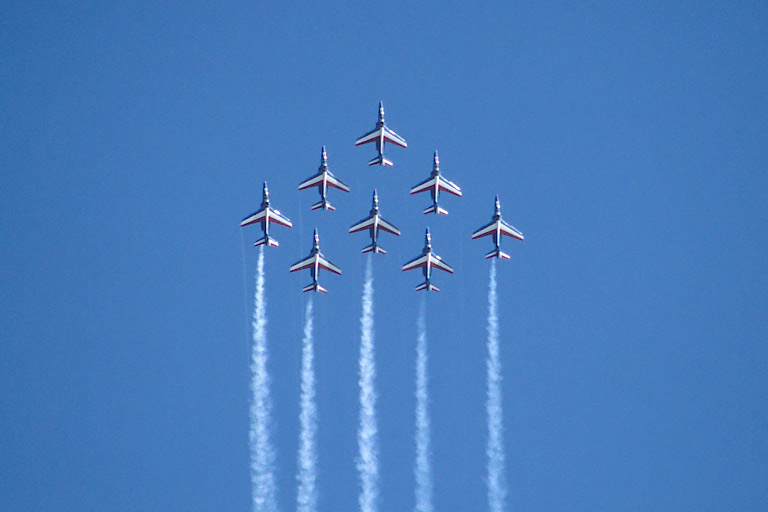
[[298, 146, 350, 211], [410, 151, 462, 215], [355, 102, 407, 167], [402, 228, 454, 292], [240, 182, 293, 247], [471, 196, 524, 259], [349, 190, 401, 254], [289, 229, 342, 293]]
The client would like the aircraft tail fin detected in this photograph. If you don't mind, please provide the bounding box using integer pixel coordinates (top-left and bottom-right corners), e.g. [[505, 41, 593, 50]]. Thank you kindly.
[[415, 281, 440, 292], [423, 204, 449, 215], [311, 201, 335, 211], [485, 248, 510, 260], [368, 155, 394, 167], [362, 244, 386, 254], [302, 282, 328, 293], [254, 236, 279, 248]]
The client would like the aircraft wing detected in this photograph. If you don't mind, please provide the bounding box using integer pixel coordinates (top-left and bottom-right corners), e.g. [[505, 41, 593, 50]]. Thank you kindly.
[[355, 127, 382, 146], [317, 255, 342, 275], [471, 220, 497, 239], [410, 176, 436, 195], [267, 209, 293, 228], [324, 174, 350, 192], [377, 217, 401, 236], [298, 173, 323, 190], [241, 208, 266, 227], [402, 254, 428, 271], [436, 176, 462, 197], [349, 216, 374, 234], [499, 220, 524, 241], [382, 127, 407, 148], [289, 255, 316, 273], [429, 253, 454, 273]]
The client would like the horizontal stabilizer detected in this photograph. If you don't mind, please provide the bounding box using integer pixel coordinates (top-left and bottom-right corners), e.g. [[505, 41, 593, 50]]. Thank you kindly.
[[302, 282, 328, 293], [368, 155, 394, 167], [423, 205, 448, 215], [311, 201, 335, 211], [254, 236, 279, 248], [415, 281, 440, 292], [362, 244, 386, 254], [485, 248, 510, 260]]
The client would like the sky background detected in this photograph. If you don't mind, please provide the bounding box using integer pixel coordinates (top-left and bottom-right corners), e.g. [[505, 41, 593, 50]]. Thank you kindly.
[[2, 2, 767, 511]]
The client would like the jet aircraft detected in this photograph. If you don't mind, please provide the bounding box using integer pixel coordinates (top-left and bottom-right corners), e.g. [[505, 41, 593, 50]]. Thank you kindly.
[[298, 147, 350, 211], [240, 182, 293, 247], [349, 190, 401, 254], [289, 229, 342, 293], [410, 151, 462, 215], [471, 196, 524, 259], [355, 102, 407, 167], [402, 228, 454, 292]]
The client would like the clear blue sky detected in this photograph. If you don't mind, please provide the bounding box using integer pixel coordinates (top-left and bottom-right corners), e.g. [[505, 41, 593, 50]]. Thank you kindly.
[[2, 2, 766, 511]]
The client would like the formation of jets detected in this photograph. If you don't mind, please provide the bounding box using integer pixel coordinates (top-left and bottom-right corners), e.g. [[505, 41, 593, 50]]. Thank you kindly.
[[240, 102, 525, 293]]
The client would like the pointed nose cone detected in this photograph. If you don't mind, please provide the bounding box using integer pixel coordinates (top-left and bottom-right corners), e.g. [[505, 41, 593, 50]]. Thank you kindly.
[[320, 146, 328, 169], [263, 181, 270, 199], [432, 150, 440, 175], [372, 189, 379, 210], [425, 227, 432, 250], [494, 195, 501, 215], [313, 228, 320, 250], [378, 101, 385, 122]]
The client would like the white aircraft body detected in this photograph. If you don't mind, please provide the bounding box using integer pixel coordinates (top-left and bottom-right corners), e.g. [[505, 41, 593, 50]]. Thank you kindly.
[[471, 196, 524, 259], [240, 182, 293, 247], [355, 102, 407, 167], [410, 151, 462, 215], [289, 229, 342, 293], [349, 190, 401, 254], [402, 228, 453, 292], [298, 147, 350, 211]]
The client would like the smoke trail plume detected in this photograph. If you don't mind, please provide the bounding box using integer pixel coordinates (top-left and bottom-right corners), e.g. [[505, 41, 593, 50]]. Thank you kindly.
[[486, 260, 507, 512], [414, 298, 433, 512], [249, 247, 279, 512], [297, 297, 317, 512], [357, 256, 379, 512]]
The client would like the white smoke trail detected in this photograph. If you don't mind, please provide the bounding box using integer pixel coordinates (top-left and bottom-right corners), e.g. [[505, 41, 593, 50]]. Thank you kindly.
[[414, 298, 433, 512], [486, 260, 507, 512], [249, 247, 279, 512], [357, 256, 379, 512], [297, 297, 317, 512]]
